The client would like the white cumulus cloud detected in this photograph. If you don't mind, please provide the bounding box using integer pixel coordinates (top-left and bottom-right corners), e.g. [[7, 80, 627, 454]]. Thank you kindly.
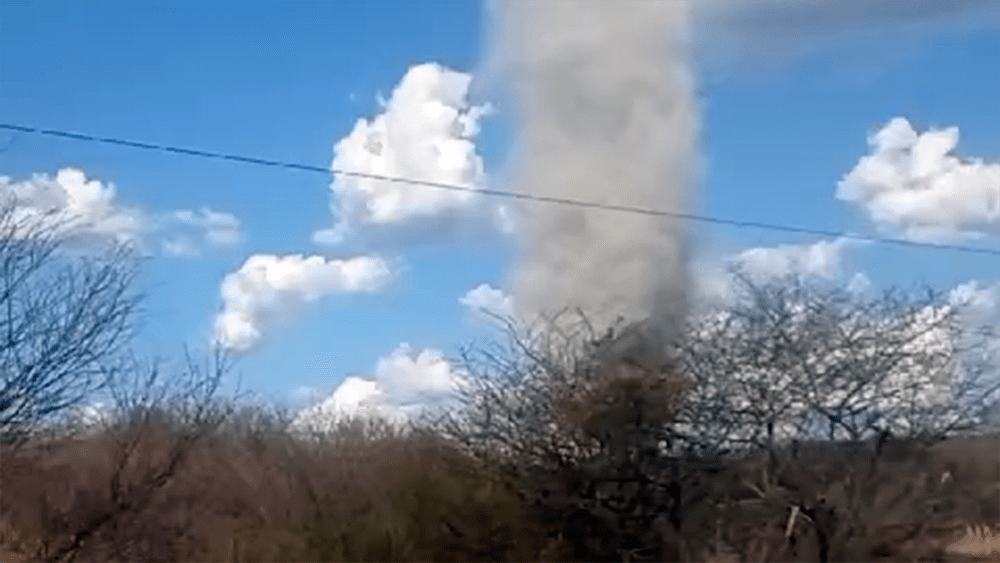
[[838, 117, 1000, 243], [732, 237, 869, 282], [292, 376, 396, 427], [1, 168, 244, 257], [693, 237, 870, 309], [289, 343, 466, 436], [160, 208, 242, 257], [313, 62, 506, 247], [460, 283, 514, 321], [374, 343, 465, 408], [213, 254, 396, 354], [948, 281, 1000, 345], [0, 168, 145, 246]]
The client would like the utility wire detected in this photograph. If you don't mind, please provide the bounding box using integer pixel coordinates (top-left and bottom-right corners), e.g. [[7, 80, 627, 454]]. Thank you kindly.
[[3, 122, 1000, 257]]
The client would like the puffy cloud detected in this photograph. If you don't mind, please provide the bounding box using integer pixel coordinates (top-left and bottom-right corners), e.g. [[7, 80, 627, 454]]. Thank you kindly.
[[160, 208, 242, 257], [838, 117, 1000, 243], [289, 343, 466, 436], [0, 168, 243, 257], [693, 237, 869, 308], [460, 283, 514, 321], [314, 63, 506, 247], [213, 254, 396, 354], [845, 272, 872, 294], [373, 343, 466, 408], [732, 237, 868, 281], [0, 168, 145, 246], [292, 376, 396, 428], [949, 281, 1000, 315], [948, 281, 1000, 349]]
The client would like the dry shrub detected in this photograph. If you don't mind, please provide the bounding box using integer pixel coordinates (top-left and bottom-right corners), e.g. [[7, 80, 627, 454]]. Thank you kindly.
[[499, 358, 738, 562], [713, 432, 1000, 562], [551, 361, 690, 465], [0, 413, 351, 562], [292, 429, 549, 562], [1, 404, 560, 562], [3, 354, 995, 563], [725, 522, 814, 563]]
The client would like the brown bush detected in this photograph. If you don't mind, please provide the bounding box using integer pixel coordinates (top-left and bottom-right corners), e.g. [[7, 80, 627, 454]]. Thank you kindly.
[[2, 354, 996, 563], [1, 405, 563, 562]]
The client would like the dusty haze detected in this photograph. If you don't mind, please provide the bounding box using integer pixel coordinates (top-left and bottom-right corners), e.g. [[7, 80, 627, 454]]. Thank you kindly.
[[493, 0, 699, 362]]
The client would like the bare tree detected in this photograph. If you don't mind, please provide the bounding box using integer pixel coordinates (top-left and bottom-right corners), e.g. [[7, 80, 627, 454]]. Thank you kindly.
[[0, 196, 143, 446], [416, 308, 691, 471], [419, 270, 1000, 469], [416, 309, 589, 466], [29, 347, 251, 563], [97, 346, 245, 436], [673, 268, 1000, 457]]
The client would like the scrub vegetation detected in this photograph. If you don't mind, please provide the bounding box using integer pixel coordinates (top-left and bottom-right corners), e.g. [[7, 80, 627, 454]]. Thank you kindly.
[[2, 195, 999, 562]]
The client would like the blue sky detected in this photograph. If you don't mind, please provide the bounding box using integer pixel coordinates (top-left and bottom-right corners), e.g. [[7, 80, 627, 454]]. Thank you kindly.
[[2, 1, 998, 423]]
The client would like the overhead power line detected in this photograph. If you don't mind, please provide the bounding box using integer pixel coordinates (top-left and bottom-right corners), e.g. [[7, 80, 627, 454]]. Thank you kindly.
[[3, 122, 1000, 257]]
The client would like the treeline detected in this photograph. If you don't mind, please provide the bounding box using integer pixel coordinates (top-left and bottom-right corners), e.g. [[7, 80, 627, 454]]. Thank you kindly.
[[2, 195, 999, 562]]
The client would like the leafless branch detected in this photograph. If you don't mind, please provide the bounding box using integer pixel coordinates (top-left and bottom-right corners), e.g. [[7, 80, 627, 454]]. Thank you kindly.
[[0, 196, 143, 446]]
